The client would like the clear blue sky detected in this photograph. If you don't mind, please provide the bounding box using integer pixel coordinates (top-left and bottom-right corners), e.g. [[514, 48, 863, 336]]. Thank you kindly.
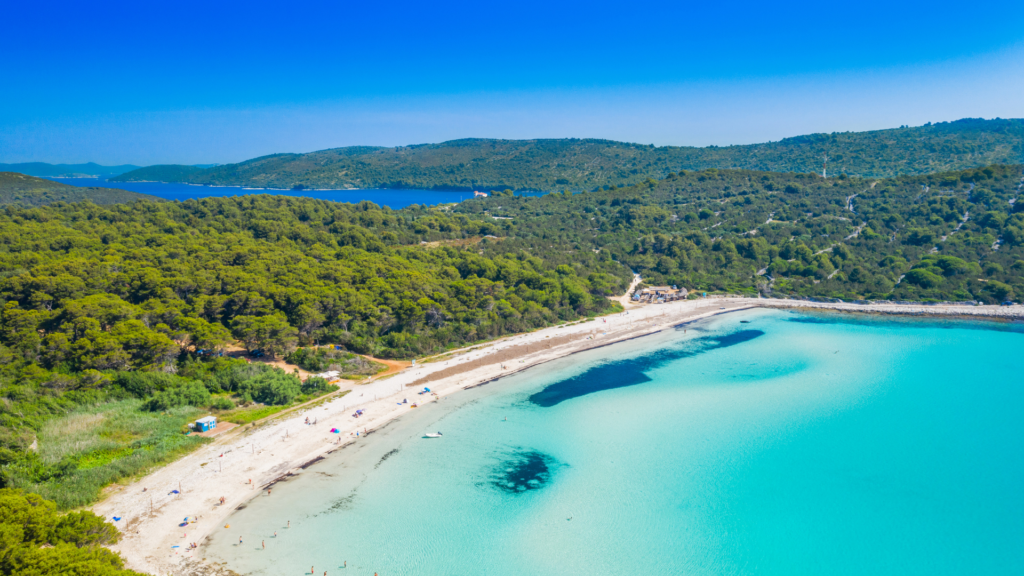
[[3, 0, 1023, 165]]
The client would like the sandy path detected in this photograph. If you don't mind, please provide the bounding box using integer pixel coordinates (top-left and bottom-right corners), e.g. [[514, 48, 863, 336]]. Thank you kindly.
[[222, 346, 312, 381], [608, 273, 642, 308], [360, 356, 409, 379], [222, 346, 400, 384], [93, 297, 1023, 575]]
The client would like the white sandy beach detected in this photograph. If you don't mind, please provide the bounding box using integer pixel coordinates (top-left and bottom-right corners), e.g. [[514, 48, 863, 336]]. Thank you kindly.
[[91, 297, 1024, 575]]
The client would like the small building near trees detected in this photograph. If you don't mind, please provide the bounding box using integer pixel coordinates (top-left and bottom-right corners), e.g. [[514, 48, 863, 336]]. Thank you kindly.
[[191, 416, 217, 433], [633, 285, 688, 303]]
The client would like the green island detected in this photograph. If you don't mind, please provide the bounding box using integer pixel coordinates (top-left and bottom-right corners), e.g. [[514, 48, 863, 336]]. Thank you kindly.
[[0, 163, 142, 178], [112, 118, 1024, 190], [0, 172, 160, 207]]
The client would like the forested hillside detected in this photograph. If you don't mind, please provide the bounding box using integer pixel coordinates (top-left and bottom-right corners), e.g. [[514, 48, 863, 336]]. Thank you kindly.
[[0, 172, 161, 206], [0, 195, 624, 510], [113, 118, 1024, 191], [0, 196, 621, 363], [460, 164, 1024, 303]]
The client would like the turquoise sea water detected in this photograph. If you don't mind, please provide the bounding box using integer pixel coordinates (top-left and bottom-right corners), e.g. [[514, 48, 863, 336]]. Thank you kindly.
[[205, 309, 1024, 575]]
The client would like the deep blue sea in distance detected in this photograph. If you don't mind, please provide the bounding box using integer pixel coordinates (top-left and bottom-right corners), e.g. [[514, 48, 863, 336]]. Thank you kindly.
[[45, 176, 472, 209], [204, 309, 1024, 576]]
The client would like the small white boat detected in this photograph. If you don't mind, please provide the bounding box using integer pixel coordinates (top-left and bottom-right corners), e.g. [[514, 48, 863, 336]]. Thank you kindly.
[[423, 432, 443, 438]]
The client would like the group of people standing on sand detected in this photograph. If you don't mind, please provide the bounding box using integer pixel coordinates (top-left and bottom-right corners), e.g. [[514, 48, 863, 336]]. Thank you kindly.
[[310, 562, 357, 574]]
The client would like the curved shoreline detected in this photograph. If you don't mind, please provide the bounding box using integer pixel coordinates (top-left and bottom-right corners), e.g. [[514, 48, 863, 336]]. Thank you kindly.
[[91, 298, 1023, 575]]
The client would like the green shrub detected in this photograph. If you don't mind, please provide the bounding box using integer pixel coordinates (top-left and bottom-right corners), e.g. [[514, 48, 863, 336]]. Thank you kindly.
[[210, 396, 235, 410], [142, 381, 211, 411], [115, 371, 185, 398], [250, 371, 301, 405], [905, 268, 942, 288], [300, 376, 331, 395]]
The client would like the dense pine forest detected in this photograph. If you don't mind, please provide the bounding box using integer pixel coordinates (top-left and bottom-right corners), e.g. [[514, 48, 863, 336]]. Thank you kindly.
[[113, 118, 1023, 191], [1, 158, 1023, 574], [0, 195, 623, 513]]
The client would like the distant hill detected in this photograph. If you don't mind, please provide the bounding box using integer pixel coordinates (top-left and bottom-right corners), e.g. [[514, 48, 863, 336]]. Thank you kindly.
[[112, 118, 1024, 191], [0, 162, 142, 177], [0, 172, 162, 206], [107, 164, 207, 182]]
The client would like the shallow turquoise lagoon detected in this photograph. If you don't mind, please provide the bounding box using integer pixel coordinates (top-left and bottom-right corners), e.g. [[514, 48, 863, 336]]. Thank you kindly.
[[206, 309, 1024, 575]]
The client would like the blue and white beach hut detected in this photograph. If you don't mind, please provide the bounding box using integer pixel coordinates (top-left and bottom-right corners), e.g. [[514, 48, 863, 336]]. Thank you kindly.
[[194, 416, 217, 432]]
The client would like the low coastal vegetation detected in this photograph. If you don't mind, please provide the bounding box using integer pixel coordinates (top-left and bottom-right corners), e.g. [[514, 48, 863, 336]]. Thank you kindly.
[[2, 363, 339, 509], [112, 119, 1024, 190], [10, 400, 206, 509]]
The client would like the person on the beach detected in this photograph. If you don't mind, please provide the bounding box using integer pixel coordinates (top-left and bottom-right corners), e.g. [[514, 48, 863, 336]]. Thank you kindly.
[[239, 536, 242, 545], [262, 540, 265, 550], [274, 531, 278, 537]]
